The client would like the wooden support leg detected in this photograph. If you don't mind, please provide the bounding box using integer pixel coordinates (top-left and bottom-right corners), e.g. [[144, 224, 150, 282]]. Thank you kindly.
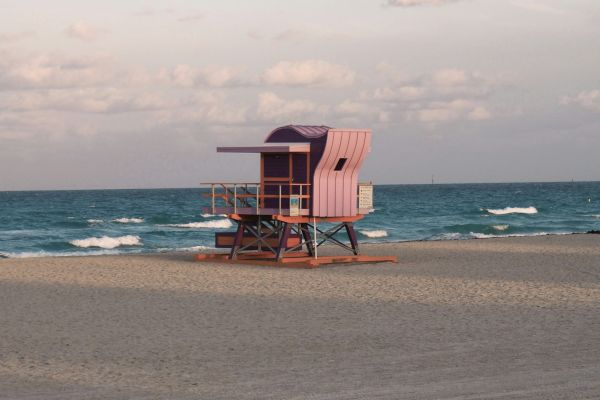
[[230, 221, 245, 259], [300, 223, 314, 257], [276, 222, 291, 261], [345, 222, 359, 255]]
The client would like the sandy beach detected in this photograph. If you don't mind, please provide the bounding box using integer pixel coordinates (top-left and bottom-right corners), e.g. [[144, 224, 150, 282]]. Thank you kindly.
[[1, 234, 599, 399]]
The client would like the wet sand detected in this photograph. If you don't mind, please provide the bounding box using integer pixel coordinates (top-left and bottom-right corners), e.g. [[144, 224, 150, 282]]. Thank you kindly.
[[1, 234, 599, 399]]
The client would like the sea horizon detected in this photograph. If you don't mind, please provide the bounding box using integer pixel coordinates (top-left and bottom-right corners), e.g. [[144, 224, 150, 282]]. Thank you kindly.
[[2, 181, 599, 258], [2, 179, 600, 193]]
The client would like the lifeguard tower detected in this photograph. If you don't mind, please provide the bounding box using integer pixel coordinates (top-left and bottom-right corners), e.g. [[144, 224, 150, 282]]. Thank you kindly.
[[196, 125, 397, 268]]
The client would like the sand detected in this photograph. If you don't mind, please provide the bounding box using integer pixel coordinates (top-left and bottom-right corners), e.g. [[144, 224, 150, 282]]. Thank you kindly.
[[1, 234, 599, 399]]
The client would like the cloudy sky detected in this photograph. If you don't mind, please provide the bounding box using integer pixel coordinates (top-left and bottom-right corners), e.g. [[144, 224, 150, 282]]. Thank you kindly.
[[1, 0, 599, 190]]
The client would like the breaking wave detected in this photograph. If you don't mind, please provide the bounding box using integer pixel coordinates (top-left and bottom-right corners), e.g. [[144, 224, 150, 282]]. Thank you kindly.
[[485, 206, 538, 215], [359, 230, 388, 238], [432, 231, 570, 241], [164, 219, 233, 229], [0, 249, 124, 258], [469, 232, 561, 239], [113, 217, 144, 224], [201, 213, 227, 218], [492, 224, 509, 231], [87, 219, 104, 224], [70, 235, 142, 249]]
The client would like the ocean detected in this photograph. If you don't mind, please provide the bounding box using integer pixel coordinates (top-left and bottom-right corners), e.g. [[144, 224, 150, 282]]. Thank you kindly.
[[1, 182, 599, 258]]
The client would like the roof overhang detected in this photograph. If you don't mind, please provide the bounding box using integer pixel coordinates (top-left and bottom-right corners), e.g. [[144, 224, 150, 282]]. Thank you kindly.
[[217, 144, 310, 153]]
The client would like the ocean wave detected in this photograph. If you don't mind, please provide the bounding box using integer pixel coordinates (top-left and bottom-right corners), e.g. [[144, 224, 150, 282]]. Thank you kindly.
[[163, 219, 233, 229], [113, 217, 144, 224], [431, 232, 463, 240], [485, 206, 538, 215], [87, 219, 104, 224], [180, 245, 213, 251], [430, 231, 571, 241], [201, 213, 227, 218], [70, 235, 142, 249], [359, 230, 388, 238], [470, 232, 546, 239], [492, 224, 509, 231], [0, 249, 124, 258]]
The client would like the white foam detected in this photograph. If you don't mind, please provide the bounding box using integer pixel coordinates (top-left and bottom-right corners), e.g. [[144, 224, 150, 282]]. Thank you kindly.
[[70, 235, 142, 249], [359, 230, 388, 238], [492, 224, 509, 231], [201, 213, 227, 218], [87, 219, 104, 224], [176, 245, 214, 252], [113, 217, 144, 224], [0, 249, 124, 258], [435, 232, 463, 240], [164, 219, 233, 229], [485, 206, 538, 215], [469, 231, 570, 239]]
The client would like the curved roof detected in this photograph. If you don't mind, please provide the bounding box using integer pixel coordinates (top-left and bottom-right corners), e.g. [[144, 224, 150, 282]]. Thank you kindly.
[[265, 125, 331, 143]]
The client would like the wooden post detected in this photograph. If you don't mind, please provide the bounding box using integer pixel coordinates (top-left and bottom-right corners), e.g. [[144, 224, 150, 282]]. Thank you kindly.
[[230, 220, 245, 260], [211, 184, 215, 214], [300, 223, 314, 256], [233, 184, 237, 214], [345, 222, 359, 255], [276, 222, 291, 261]]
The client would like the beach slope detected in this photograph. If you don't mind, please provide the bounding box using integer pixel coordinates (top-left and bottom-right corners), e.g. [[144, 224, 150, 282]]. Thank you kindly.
[[1, 235, 599, 399]]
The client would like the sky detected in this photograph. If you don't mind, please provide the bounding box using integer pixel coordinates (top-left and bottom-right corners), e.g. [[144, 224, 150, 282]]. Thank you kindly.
[[1, 0, 599, 190]]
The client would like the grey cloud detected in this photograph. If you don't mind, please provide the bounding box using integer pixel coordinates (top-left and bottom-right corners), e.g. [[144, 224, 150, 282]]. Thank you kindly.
[[168, 64, 256, 88], [177, 13, 203, 22], [65, 22, 107, 41], [363, 68, 496, 124], [0, 31, 35, 43], [562, 90, 600, 113]]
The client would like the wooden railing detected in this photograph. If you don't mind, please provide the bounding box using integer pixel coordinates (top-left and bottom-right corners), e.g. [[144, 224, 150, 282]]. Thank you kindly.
[[200, 182, 311, 216]]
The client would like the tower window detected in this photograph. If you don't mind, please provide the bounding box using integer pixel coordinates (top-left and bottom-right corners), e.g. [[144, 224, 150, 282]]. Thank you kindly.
[[334, 158, 347, 171]]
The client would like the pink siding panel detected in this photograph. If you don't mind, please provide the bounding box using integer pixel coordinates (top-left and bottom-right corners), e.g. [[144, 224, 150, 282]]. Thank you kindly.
[[312, 129, 371, 217]]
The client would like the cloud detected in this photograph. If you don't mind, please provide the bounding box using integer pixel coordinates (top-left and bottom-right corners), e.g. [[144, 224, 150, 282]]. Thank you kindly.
[[177, 13, 203, 22], [387, 0, 460, 7], [0, 111, 69, 141], [132, 7, 175, 17], [0, 31, 35, 44], [510, 1, 565, 15], [369, 68, 495, 102], [65, 22, 106, 41], [0, 53, 114, 90], [263, 60, 355, 88], [365, 67, 496, 124], [246, 29, 263, 40], [0, 88, 175, 114], [407, 99, 492, 123], [273, 29, 313, 43], [562, 90, 600, 112], [256, 92, 321, 121], [168, 64, 251, 87], [149, 91, 249, 127]]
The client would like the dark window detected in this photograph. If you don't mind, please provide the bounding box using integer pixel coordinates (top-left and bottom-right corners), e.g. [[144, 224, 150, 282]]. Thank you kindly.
[[334, 158, 347, 171]]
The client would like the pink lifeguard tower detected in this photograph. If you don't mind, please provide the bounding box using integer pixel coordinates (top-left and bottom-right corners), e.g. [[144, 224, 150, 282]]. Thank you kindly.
[[195, 125, 396, 267]]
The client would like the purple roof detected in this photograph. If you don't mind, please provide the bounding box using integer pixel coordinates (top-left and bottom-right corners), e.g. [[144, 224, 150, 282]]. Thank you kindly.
[[265, 125, 332, 143]]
